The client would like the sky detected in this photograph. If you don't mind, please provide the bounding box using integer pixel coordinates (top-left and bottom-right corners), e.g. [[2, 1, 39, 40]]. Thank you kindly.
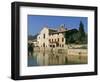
[[28, 15, 88, 36]]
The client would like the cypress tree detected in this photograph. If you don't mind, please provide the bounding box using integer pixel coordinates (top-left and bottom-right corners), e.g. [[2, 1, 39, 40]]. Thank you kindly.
[[79, 21, 85, 43]]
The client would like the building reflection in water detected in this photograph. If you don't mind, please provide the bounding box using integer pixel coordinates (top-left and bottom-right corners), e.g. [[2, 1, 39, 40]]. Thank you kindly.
[[28, 51, 87, 66]]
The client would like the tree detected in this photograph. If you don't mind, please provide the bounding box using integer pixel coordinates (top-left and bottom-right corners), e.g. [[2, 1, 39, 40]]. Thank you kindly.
[[79, 21, 86, 42], [79, 21, 85, 34], [64, 29, 78, 44], [64, 21, 87, 44]]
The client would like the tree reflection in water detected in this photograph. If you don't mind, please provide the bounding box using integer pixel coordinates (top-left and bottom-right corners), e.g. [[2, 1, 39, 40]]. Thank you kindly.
[[28, 51, 87, 66]]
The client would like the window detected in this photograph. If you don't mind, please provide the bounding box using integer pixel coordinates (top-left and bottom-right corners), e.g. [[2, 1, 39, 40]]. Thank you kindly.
[[56, 43, 59, 47], [55, 39, 56, 42], [62, 38, 64, 42], [58, 38, 59, 42], [49, 39, 51, 42], [62, 44, 64, 47], [52, 39, 53, 42], [53, 45, 55, 48], [43, 34, 45, 39], [50, 45, 52, 47]]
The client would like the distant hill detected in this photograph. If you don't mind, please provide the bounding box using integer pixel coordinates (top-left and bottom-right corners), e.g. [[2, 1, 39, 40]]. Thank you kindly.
[[28, 34, 38, 40]]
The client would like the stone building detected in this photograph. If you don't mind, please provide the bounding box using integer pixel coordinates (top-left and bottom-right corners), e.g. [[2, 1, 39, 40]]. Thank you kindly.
[[37, 24, 68, 50]]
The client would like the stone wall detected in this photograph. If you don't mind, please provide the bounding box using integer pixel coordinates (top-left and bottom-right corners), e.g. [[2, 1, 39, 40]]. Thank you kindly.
[[33, 44, 87, 56]]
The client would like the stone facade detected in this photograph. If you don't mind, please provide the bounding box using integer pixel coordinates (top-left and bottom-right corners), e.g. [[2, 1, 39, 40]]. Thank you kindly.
[[37, 25, 67, 50]]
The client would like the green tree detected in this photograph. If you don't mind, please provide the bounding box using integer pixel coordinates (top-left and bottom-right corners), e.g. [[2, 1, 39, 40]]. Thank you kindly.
[[79, 21, 85, 34], [64, 29, 78, 44], [64, 21, 87, 44], [79, 21, 86, 43]]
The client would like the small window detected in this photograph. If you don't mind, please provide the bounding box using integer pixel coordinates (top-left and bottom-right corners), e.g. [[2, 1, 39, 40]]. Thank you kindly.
[[60, 44, 61, 47], [62, 38, 64, 42], [55, 39, 56, 42], [52, 39, 53, 42], [49, 39, 51, 42], [50, 45, 52, 47], [53, 45, 55, 48], [62, 44, 64, 47], [56, 43, 59, 47], [43, 34, 45, 39], [58, 38, 59, 42]]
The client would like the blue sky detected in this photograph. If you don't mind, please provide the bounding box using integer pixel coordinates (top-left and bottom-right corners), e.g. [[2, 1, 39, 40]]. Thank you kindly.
[[28, 15, 88, 36]]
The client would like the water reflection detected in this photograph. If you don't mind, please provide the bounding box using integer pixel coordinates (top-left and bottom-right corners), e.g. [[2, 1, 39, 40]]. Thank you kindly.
[[28, 51, 87, 66]]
